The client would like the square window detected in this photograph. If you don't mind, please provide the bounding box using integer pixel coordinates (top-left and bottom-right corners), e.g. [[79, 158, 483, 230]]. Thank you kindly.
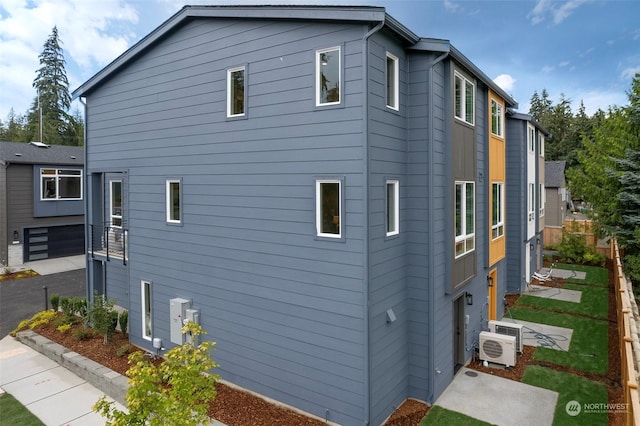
[[386, 180, 399, 236], [166, 179, 181, 223], [454, 72, 475, 125], [316, 180, 341, 237], [316, 47, 341, 106], [386, 52, 399, 110], [227, 66, 245, 117]]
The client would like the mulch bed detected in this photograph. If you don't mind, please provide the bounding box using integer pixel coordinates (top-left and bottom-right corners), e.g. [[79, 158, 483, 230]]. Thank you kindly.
[[0, 269, 39, 282]]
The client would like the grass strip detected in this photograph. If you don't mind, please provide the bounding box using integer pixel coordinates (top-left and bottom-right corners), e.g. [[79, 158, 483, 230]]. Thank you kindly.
[[555, 263, 609, 287], [522, 365, 608, 425], [420, 405, 492, 425], [0, 393, 44, 425], [507, 307, 608, 374], [517, 283, 608, 319]]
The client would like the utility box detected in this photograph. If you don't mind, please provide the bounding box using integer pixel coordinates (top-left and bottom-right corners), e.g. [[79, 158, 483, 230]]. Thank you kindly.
[[170, 298, 191, 344], [185, 308, 201, 345]]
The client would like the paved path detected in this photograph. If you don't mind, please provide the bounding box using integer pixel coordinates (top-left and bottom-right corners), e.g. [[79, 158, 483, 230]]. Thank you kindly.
[[0, 269, 86, 337]]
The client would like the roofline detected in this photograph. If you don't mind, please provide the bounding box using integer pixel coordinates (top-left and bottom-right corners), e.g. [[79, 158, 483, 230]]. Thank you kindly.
[[73, 5, 420, 98], [507, 110, 551, 136]]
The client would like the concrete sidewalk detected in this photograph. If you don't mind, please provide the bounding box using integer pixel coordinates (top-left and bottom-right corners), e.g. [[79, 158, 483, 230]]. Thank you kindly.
[[0, 334, 125, 425], [14, 254, 86, 276]]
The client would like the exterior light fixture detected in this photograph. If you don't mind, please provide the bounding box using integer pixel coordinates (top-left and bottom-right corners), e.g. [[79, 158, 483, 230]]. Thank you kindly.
[[465, 292, 473, 306]]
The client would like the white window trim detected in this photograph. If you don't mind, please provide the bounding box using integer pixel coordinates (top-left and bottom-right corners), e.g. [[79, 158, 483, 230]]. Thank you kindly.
[[454, 72, 475, 126], [528, 124, 536, 153], [455, 181, 475, 258], [492, 182, 505, 240], [110, 180, 122, 229], [386, 52, 399, 111], [227, 66, 246, 117], [40, 168, 83, 201], [386, 180, 399, 236], [166, 179, 181, 224], [316, 46, 341, 107], [491, 98, 503, 137], [316, 179, 342, 238], [141, 280, 152, 341], [539, 183, 545, 216], [539, 133, 545, 157], [528, 183, 535, 221]]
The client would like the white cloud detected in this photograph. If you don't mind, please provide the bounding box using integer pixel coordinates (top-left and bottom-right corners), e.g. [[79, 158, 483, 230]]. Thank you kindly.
[[0, 0, 139, 120], [559, 61, 570, 68], [622, 66, 640, 81], [443, 0, 461, 13], [493, 74, 516, 92], [542, 65, 554, 73], [528, 0, 584, 25], [578, 89, 627, 115]]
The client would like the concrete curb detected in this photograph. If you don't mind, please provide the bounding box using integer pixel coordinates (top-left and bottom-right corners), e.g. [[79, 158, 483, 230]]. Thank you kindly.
[[15, 330, 129, 405]]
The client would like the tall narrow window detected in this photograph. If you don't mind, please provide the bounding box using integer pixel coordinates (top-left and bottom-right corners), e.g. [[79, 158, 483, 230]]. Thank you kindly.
[[316, 180, 341, 237], [141, 280, 152, 340], [386, 180, 399, 236], [110, 180, 122, 228], [491, 99, 503, 137], [454, 72, 475, 125], [528, 125, 536, 152], [539, 133, 545, 157], [316, 47, 341, 106], [492, 182, 504, 239], [455, 181, 475, 257], [528, 183, 535, 221], [386, 52, 399, 110], [166, 179, 181, 223], [227, 66, 245, 117], [539, 183, 545, 216]]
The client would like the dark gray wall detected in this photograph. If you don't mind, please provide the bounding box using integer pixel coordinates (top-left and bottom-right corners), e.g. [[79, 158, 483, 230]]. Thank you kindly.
[[0, 164, 7, 264], [85, 18, 370, 425]]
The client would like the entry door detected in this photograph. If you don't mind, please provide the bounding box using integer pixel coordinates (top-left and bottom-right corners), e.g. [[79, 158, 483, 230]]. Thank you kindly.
[[453, 296, 466, 373], [487, 269, 497, 321]]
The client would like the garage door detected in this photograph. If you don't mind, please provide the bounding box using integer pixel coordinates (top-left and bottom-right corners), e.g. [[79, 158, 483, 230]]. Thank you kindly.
[[25, 225, 85, 261]]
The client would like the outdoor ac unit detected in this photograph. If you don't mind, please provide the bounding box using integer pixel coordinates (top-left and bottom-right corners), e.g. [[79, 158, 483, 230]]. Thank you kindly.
[[489, 320, 524, 353], [479, 331, 517, 368]]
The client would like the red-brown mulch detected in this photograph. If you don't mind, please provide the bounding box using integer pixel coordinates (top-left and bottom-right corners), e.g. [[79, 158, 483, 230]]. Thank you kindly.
[[0, 269, 40, 282]]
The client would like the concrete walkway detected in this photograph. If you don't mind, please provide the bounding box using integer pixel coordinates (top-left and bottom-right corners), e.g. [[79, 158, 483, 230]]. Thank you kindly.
[[16, 254, 86, 276], [0, 334, 126, 425], [525, 284, 582, 303]]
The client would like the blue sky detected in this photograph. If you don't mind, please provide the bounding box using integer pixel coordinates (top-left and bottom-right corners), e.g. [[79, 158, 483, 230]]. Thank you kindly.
[[1, 0, 639, 123]]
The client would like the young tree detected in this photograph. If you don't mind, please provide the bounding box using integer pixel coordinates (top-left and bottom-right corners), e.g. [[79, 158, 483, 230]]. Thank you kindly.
[[27, 26, 79, 145]]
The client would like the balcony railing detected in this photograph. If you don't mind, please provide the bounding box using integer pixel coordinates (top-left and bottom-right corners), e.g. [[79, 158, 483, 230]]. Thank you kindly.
[[90, 222, 127, 265]]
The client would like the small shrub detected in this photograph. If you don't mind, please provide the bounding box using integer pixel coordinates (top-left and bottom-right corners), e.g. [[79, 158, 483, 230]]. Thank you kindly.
[[50, 294, 60, 311], [118, 310, 128, 335], [10, 311, 56, 336], [53, 314, 79, 328], [86, 292, 117, 344], [116, 343, 133, 357], [72, 327, 91, 341], [71, 297, 88, 317], [60, 297, 73, 316], [57, 323, 72, 333]]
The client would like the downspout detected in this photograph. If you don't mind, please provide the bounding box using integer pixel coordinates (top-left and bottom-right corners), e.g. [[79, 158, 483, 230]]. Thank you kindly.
[[427, 50, 449, 404], [362, 18, 384, 426]]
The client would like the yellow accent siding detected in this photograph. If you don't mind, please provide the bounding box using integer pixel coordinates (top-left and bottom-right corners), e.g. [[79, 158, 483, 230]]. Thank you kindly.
[[488, 90, 506, 266]]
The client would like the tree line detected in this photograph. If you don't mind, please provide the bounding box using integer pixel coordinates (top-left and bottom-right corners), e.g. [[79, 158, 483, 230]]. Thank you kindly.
[[0, 26, 83, 146], [532, 75, 640, 284]]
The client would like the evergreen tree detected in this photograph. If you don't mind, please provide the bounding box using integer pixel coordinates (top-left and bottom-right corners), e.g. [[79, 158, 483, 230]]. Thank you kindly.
[[0, 109, 27, 142], [27, 26, 80, 145]]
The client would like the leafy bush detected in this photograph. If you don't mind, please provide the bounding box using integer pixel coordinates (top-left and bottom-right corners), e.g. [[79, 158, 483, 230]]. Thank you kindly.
[[50, 294, 60, 312], [10, 311, 56, 335], [555, 231, 605, 266], [116, 343, 133, 357], [57, 323, 72, 333], [53, 313, 79, 328], [86, 292, 118, 344], [59, 297, 73, 316], [72, 327, 91, 341], [94, 323, 220, 426], [118, 310, 128, 335]]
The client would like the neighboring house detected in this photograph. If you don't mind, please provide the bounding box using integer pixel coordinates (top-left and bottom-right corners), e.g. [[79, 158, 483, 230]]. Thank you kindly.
[[0, 141, 85, 267], [505, 113, 550, 292], [73, 6, 518, 425], [544, 160, 568, 245]]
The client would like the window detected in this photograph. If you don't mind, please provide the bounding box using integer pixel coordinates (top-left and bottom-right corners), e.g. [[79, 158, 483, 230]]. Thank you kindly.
[[528, 125, 535, 153], [539, 133, 545, 157], [492, 183, 504, 239], [455, 72, 475, 125], [539, 183, 545, 216], [227, 66, 245, 117], [455, 181, 475, 257], [491, 99, 503, 137], [528, 183, 535, 221], [316, 180, 341, 238], [386, 180, 399, 236], [166, 179, 181, 223], [110, 180, 122, 228], [316, 47, 341, 106], [386, 52, 399, 110], [141, 280, 152, 340], [41, 168, 82, 200]]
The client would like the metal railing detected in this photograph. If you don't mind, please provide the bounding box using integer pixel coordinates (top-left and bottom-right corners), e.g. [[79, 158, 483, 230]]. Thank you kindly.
[[90, 222, 127, 265]]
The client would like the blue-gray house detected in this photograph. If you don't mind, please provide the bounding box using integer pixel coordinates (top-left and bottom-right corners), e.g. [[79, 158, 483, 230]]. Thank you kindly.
[[73, 6, 518, 425]]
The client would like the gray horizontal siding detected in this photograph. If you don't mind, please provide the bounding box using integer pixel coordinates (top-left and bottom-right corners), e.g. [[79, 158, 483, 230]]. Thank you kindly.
[[86, 18, 369, 425]]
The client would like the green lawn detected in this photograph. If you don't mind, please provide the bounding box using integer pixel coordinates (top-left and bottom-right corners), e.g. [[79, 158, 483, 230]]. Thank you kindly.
[[555, 263, 609, 287], [507, 307, 608, 374], [522, 365, 608, 426], [0, 393, 44, 426], [517, 282, 608, 319], [420, 405, 493, 425]]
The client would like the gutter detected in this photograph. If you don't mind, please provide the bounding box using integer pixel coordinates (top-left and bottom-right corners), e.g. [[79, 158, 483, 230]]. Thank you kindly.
[[427, 48, 450, 404], [361, 18, 385, 426], [79, 97, 91, 302]]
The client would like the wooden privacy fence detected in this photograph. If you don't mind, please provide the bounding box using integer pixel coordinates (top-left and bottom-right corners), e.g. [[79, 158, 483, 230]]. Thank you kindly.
[[612, 238, 640, 425]]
